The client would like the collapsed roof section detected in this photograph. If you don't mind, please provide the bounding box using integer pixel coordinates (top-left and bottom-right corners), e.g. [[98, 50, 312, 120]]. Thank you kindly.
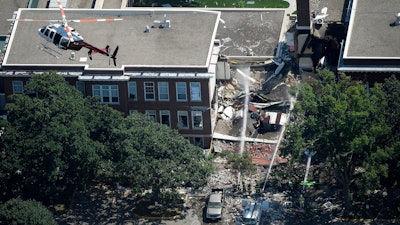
[[212, 45, 295, 165]]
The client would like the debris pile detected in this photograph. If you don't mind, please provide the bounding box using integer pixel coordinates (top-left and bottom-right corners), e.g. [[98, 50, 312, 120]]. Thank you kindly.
[[212, 140, 288, 166], [207, 167, 236, 189], [212, 60, 293, 167]]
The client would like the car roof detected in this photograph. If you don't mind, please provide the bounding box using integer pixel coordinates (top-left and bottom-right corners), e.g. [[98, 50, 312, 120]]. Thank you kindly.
[[209, 193, 222, 202]]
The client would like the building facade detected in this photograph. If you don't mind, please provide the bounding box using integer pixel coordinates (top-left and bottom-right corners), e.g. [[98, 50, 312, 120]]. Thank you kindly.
[[1, 71, 217, 148]]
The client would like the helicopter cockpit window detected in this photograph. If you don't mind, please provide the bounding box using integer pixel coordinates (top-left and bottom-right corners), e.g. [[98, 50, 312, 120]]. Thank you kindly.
[[44, 29, 50, 37], [39, 28, 45, 33], [49, 31, 55, 39], [59, 37, 69, 49]]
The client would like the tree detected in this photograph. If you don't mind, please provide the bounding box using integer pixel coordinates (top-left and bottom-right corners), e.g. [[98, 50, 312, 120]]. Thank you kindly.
[[105, 112, 213, 200], [382, 76, 400, 140], [0, 72, 104, 201], [0, 198, 56, 225], [0, 71, 212, 206], [377, 76, 400, 192], [220, 150, 255, 175], [283, 69, 390, 212]]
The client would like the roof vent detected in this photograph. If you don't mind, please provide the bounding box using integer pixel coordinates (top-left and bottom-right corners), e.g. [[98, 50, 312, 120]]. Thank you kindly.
[[153, 14, 171, 28], [69, 51, 75, 60], [390, 12, 400, 27]]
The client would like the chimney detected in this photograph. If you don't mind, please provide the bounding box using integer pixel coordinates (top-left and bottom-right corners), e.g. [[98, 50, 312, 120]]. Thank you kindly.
[[296, 0, 312, 32]]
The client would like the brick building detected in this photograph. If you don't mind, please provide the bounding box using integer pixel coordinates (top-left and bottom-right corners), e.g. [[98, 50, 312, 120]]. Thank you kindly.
[[0, 8, 222, 148]]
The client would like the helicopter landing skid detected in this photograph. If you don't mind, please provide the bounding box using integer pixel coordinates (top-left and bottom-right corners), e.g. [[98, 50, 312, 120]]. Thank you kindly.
[[38, 43, 62, 59]]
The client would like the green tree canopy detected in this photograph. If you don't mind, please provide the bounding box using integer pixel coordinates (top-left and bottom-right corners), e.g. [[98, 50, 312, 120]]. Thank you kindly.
[[0, 72, 106, 201], [282, 69, 392, 211], [376, 76, 400, 191], [0, 198, 56, 225], [0, 71, 212, 204], [104, 112, 213, 199]]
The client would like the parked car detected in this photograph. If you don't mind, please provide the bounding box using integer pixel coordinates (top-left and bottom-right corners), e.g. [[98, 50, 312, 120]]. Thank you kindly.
[[206, 188, 224, 221]]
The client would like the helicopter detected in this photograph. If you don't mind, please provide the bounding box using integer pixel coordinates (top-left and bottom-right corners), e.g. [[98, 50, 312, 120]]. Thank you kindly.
[[8, 0, 122, 66]]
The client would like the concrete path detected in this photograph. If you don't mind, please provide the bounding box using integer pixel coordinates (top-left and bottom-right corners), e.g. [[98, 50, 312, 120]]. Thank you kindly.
[[286, 0, 297, 15]]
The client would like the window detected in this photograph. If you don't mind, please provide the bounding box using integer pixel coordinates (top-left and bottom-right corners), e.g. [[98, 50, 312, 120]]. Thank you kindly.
[[92, 85, 119, 104], [177, 111, 189, 129], [76, 81, 85, 95], [145, 110, 157, 122], [194, 137, 204, 148], [190, 82, 201, 101], [144, 82, 155, 101], [160, 110, 171, 127], [0, 94, 5, 111], [12, 81, 24, 94], [60, 37, 69, 48], [25, 81, 36, 96], [128, 82, 137, 101], [49, 31, 55, 39], [192, 111, 203, 129], [176, 82, 187, 101], [158, 82, 169, 101]]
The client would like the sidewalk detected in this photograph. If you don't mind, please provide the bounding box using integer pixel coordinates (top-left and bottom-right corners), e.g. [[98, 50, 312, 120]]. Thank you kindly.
[[286, 0, 297, 14]]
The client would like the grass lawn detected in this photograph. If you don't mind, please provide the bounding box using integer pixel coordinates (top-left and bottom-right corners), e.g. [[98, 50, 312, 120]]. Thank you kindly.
[[189, 0, 289, 8]]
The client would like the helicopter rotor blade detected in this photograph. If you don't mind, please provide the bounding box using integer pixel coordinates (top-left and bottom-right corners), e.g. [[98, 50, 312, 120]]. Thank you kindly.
[[57, 0, 74, 42], [7, 19, 62, 22], [7, 18, 123, 23], [69, 18, 123, 23]]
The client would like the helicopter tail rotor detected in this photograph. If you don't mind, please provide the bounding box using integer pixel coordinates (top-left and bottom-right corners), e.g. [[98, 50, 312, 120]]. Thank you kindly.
[[111, 46, 119, 66]]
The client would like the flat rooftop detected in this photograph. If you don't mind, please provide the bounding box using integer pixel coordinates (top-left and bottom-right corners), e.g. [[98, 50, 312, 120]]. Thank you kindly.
[[2, 8, 220, 72], [344, 0, 400, 59], [0, 0, 29, 35], [216, 9, 285, 57]]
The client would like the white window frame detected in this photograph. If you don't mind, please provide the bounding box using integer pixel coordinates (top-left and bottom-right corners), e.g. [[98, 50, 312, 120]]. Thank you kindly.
[[176, 82, 187, 101], [190, 82, 201, 101], [12, 81, 24, 94], [144, 82, 155, 101], [177, 111, 189, 129], [158, 82, 169, 101], [128, 82, 137, 101], [160, 110, 171, 127], [92, 85, 119, 104], [192, 111, 203, 129], [145, 110, 157, 122]]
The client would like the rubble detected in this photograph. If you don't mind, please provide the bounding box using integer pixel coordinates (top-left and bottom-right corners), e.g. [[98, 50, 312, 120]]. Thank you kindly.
[[207, 168, 236, 189], [193, 45, 306, 224], [212, 48, 294, 167]]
